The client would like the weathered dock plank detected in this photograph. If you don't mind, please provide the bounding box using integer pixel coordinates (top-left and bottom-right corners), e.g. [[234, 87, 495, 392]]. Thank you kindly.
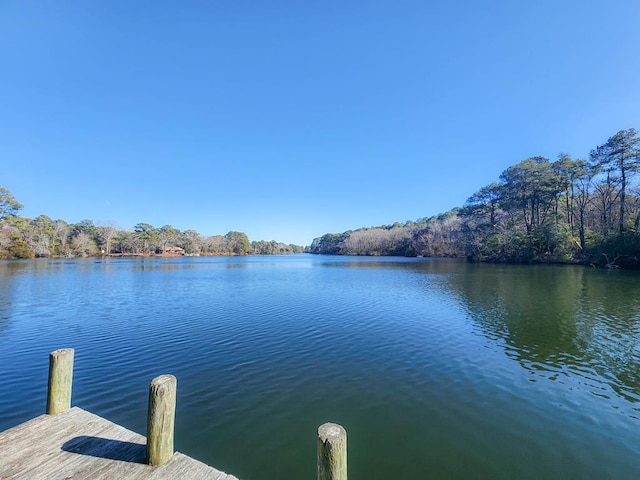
[[0, 407, 238, 480]]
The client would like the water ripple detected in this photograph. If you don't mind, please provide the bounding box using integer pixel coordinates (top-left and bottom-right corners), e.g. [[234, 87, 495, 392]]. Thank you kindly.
[[2, 257, 640, 479]]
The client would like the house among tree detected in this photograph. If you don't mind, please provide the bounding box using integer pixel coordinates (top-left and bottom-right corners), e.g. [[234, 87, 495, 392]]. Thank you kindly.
[[156, 246, 185, 256]]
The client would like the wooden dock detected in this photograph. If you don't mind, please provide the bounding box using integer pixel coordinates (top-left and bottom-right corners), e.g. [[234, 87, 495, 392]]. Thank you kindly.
[[0, 406, 238, 479], [0, 348, 348, 479]]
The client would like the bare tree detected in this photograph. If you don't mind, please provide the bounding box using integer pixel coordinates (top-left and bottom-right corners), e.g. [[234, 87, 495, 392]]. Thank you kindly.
[[97, 222, 118, 255], [72, 232, 96, 257], [54, 220, 71, 247]]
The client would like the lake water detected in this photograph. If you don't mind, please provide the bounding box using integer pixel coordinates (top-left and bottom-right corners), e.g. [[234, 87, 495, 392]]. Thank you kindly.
[[1, 255, 639, 479]]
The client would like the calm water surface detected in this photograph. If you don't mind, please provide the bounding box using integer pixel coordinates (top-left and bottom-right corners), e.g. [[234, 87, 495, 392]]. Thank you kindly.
[[1, 255, 639, 479]]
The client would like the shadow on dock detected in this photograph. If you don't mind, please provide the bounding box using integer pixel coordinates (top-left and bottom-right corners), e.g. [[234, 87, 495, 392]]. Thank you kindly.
[[62, 435, 146, 464]]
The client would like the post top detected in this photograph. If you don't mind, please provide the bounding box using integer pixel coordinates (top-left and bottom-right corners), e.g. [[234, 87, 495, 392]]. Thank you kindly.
[[150, 374, 177, 387], [318, 422, 346, 441], [51, 348, 74, 355]]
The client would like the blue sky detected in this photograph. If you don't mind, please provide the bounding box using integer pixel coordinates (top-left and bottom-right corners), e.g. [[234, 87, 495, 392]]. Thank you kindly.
[[2, 1, 639, 246]]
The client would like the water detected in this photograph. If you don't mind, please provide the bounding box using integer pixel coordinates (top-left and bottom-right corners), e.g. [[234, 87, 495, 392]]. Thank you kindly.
[[1, 256, 639, 479]]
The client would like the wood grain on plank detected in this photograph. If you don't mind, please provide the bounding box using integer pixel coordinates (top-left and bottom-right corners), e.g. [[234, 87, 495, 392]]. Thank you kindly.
[[0, 407, 238, 479]]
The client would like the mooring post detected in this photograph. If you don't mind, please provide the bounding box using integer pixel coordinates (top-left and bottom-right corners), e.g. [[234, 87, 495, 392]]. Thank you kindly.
[[147, 374, 177, 466], [317, 422, 347, 480], [46, 348, 74, 415]]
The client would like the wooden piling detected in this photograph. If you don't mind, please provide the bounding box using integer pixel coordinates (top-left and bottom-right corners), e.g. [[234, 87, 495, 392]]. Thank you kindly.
[[46, 348, 74, 415], [147, 374, 177, 466], [317, 422, 347, 480]]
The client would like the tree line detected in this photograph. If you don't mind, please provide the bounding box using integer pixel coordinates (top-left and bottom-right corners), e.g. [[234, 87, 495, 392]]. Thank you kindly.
[[310, 128, 640, 269], [0, 191, 304, 258]]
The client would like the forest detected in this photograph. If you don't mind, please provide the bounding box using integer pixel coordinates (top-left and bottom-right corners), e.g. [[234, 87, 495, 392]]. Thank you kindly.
[[310, 128, 640, 269], [3, 128, 639, 266], [0, 193, 304, 258]]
